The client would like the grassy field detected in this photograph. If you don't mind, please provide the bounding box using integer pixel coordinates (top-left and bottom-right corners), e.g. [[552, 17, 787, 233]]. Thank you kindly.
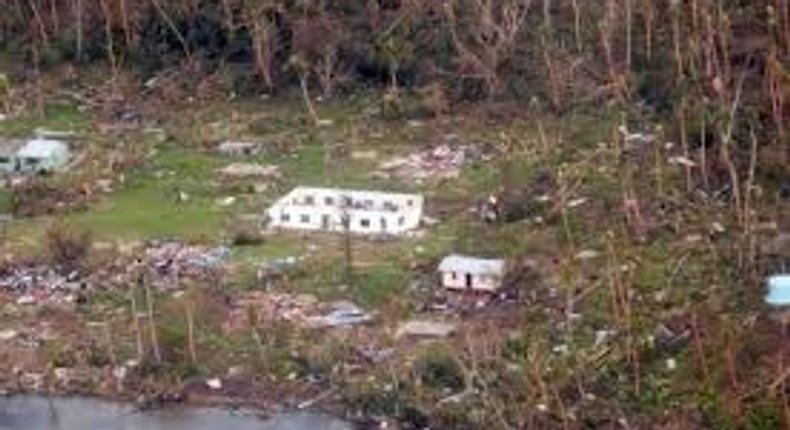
[[2, 83, 780, 428], [0, 94, 617, 299]]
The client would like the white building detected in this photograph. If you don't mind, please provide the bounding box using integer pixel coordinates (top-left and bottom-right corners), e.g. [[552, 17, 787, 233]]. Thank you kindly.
[[438, 254, 506, 292], [266, 186, 423, 236], [0, 137, 70, 175]]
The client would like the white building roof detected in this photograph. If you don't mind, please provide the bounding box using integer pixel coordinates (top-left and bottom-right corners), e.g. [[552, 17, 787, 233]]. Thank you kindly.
[[438, 254, 505, 276], [288, 186, 421, 201], [17, 138, 68, 159]]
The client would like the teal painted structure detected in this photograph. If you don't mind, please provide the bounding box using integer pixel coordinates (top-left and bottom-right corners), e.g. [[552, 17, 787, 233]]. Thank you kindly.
[[766, 275, 790, 306]]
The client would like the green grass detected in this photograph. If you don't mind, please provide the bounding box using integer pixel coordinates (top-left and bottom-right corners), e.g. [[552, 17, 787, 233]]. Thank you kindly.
[[0, 100, 89, 137], [67, 145, 226, 241], [351, 263, 410, 306], [0, 189, 10, 213]]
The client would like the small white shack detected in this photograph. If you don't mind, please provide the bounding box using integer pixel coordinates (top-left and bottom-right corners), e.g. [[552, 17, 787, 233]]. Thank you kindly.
[[266, 186, 423, 236], [438, 254, 506, 293]]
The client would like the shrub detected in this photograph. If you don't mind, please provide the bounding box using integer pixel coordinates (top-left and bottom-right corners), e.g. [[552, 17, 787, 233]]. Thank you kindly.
[[414, 350, 465, 392], [45, 222, 92, 272]]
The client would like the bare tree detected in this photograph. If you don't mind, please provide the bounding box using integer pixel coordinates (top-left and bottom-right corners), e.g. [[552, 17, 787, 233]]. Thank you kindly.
[[442, 0, 533, 98], [141, 269, 162, 365], [245, 1, 278, 91]]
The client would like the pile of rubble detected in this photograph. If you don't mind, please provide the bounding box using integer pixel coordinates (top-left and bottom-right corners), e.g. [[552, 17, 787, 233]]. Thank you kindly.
[[0, 265, 88, 305], [374, 145, 468, 182], [217, 163, 281, 179], [0, 241, 233, 306], [225, 291, 372, 332], [145, 241, 231, 282]]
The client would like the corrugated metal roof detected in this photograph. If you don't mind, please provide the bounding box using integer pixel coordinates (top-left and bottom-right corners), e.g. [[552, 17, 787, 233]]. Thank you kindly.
[[438, 254, 505, 275], [17, 138, 68, 159]]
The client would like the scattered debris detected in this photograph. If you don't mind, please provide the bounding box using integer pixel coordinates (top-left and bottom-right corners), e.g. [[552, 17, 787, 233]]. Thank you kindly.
[[396, 320, 456, 338], [218, 163, 281, 179], [217, 196, 237, 207], [566, 197, 589, 209], [0, 329, 18, 341], [226, 292, 320, 331], [217, 141, 261, 157], [710, 222, 726, 235], [351, 150, 378, 160], [668, 156, 697, 168], [0, 265, 87, 305], [305, 301, 373, 329], [374, 145, 468, 182], [206, 378, 223, 390], [145, 241, 230, 283], [576, 249, 600, 261], [479, 189, 534, 224]]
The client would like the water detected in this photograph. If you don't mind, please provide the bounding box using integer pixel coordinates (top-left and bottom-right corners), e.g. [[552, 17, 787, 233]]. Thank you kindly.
[[0, 395, 353, 430]]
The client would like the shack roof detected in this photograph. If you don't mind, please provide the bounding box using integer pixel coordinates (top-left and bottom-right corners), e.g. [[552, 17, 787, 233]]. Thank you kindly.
[[438, 254, 505, 276], [17, 138, 68, 159]]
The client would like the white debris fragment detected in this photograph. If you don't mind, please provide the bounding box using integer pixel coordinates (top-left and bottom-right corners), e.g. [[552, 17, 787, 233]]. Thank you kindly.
[[711, 222, 726, 234], [217, 196, 237, 207], [218, 163, 281, 179], [668, 156, 697, 167], [396, 320, 457, 338], [351, 150, 378, 160], [576, 249, 600, 261], [16, 295, 36, 306], [552, 344, 569, 355], [0, 329, 18, 341], [594, 330, 614, 346], [666, 358, 677, 371], [206, 378, 223, 390], [566, 198, 589, 209]]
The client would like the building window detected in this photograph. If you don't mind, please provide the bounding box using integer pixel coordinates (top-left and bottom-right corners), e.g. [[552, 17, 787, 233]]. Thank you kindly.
[[0, 157, 9, 164], [398, 216, 405, 226], [300, 214, 310, 223], [406, 199, 413, 207], [360, 218, 370, 228], [324, 196, 334, 206], [451, 271, 457, 280], [280, 213, 291, 222], [304, 195, 315, 205]]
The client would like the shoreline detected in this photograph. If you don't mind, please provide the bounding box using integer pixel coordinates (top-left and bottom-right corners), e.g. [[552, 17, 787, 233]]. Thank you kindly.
[[0, 376, 356, 424]]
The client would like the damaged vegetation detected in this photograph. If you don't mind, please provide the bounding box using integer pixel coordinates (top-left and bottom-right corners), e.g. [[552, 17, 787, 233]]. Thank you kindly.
[[0, 0, 789, 429]]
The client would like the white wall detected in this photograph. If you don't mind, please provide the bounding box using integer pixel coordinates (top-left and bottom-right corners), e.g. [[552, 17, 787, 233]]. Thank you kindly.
[[266, 187, 423, 236], [441, 270, 501, 292]]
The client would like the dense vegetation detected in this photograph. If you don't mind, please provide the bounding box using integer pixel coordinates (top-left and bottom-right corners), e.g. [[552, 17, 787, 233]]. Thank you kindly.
[[1, 1, 786, 117]]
